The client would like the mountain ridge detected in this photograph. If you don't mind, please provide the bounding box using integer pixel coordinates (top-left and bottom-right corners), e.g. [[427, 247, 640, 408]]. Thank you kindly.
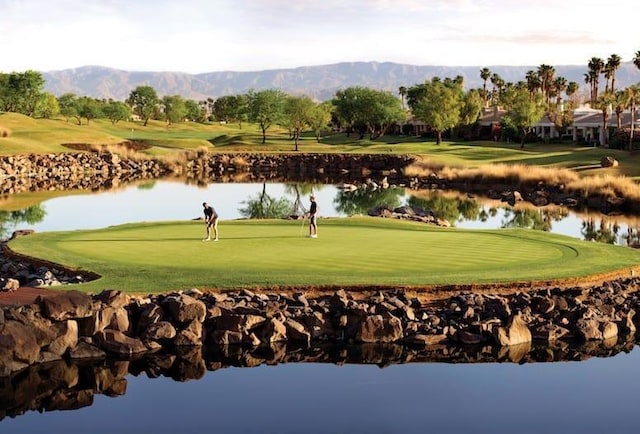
[[41, 61, 640, 102]]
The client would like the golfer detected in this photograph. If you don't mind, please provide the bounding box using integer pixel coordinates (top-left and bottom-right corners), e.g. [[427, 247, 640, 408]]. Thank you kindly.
[[202, 202, 219, 241], [308, 194, 318, 238]]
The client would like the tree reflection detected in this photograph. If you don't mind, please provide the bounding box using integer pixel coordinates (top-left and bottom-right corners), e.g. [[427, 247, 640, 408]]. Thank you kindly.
[[334, 186, 404, 216], [0, 205, 46, 238], [238, 183, 293, 219], [407, 192, 481, 226], [284, 183, 323, 216], [581, 217, 620, 244], [501, 208, 568, 232]]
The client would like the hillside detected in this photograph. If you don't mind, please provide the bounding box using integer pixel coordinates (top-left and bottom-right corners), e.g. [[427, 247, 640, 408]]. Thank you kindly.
[[41, 61, 640, 101]]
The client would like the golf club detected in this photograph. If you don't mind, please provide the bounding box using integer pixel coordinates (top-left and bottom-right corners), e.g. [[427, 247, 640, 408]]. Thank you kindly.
[[299, 213, 306, 236]]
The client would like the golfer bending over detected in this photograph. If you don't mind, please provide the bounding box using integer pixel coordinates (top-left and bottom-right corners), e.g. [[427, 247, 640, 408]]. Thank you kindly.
[[308, 194, 318, 238], [202, 202, 219, 241]]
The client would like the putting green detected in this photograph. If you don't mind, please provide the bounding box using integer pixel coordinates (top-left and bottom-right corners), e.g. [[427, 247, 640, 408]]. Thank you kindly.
[[8, 218, 640, 293]]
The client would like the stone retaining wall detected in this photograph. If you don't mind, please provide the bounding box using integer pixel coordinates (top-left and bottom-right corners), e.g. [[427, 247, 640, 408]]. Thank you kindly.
[[2, 278, 639, 377]]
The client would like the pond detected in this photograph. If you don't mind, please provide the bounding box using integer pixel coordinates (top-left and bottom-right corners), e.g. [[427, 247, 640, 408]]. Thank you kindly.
[[2, 342, 640, 434], [2, 179, 639, 246], [3, 178, 640, 433]]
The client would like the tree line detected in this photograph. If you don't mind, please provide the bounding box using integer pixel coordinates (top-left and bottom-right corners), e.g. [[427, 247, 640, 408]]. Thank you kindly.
[[3, 51, 640, 149]]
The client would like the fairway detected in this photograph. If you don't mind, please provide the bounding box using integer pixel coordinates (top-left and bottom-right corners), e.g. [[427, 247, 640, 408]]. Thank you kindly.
[[8, 218, 640, 293]]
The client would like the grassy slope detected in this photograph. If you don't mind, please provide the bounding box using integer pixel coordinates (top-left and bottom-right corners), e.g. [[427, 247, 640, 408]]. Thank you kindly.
[[1, 112, 640, 177], [8, 218, 640, 294]]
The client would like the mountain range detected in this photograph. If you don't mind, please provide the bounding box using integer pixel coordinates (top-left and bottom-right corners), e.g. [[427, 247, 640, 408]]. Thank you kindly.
[[42, 61, 640, 102]]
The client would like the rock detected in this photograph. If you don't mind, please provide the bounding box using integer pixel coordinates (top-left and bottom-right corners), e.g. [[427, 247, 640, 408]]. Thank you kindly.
[[96, 329, 147, 356], [69, 341, 107, 360], [0, 278, 19, 292], [404, 333, 447, 345], [142, 321, 177, 341], [47, 320, 79, 356], [257, 318, 288, 344], [457, 330, 484, 345], [601, 156, 619, 168], [576, 319, 602, 341], [209, 330, 243, 345], [39, 290, 93, 321], [285, 319, 311, 345], [0, 320, 40, 364], [94, 290, 130, 309], [163, 294, 206, 324], [357, 314, 403, 343], [495, 314, 532, 346]]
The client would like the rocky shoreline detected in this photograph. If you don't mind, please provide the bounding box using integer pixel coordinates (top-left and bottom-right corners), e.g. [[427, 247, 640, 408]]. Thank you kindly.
[[1, 275, 639, 377], [0, 150, 635, 215]]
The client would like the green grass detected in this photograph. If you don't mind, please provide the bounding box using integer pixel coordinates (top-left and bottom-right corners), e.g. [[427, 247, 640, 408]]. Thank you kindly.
[[3, 112, 640, 177], [8, 218, 640, 294]]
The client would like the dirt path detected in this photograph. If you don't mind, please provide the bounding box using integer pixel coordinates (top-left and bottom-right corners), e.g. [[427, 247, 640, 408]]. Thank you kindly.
[[0, 287, 62, 307]]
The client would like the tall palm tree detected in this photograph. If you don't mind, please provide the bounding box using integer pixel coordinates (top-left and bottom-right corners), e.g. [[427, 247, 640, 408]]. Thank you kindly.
[[634, 50, 640, 71], [537, 64, 556, 105], [525, 70, 541, 98], [398, 86, 407, 109], [606, 54, 622, 93], [552, 77, 567, 108], [588, 57, 605, 104], [595, 91, 615, 147], [625, 84, 640, 150], [480, 67, 491, 106]]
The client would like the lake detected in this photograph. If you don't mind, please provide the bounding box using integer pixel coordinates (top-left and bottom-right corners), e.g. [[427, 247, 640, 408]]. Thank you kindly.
[[2, 178, 640, 433]]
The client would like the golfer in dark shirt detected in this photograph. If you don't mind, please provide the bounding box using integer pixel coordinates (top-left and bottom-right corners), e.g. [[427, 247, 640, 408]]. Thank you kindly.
[[308, 194, 317, 238], [202, 202, 219, 241]]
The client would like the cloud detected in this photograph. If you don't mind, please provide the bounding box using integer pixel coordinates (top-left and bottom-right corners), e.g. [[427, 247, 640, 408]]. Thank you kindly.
[[448, 32, 616, 46]]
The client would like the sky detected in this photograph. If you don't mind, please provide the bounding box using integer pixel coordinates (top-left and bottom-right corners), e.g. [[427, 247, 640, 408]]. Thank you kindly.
[[1, 0, 638, 73]]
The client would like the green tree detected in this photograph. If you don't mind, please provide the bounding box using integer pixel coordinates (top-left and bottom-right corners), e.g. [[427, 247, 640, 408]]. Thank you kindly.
[[308, 101, 333, 142], [34, 92, 60, 119], [407, 78, 463, 144], [58, 93, 79, 123], [162, 95, 187, 126], [587, 57, 605, 104], [284, 95, 315, 151], [77, 97, 102, 125], [501, 86, 545, 148], [102, 101, 131, 124], [185, 99, 203, 122], [459, 89, 483, 131], [127, 85, 159, 126], [247, 89, 287, 144], [0, 70, 45, 116]]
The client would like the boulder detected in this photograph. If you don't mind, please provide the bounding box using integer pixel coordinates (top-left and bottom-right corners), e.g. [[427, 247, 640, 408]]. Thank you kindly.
[[96, 329, 147, 356], [495, 314, 532, 346], [47, 320, 79, 356], [285, 319, 311, 345], [0, 320, 40, 364], [69, 341, 107, 360], [142, 321, 177, 341], [357, 314, 403, 343], [163, 294, 206, 324], [600, 156, 619, 168], [39, 290, 93, 321]]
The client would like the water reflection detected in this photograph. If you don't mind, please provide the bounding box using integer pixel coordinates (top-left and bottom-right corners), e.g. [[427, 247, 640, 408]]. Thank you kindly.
[[1, 339, 637, 424], [3, 179, 640, 246]]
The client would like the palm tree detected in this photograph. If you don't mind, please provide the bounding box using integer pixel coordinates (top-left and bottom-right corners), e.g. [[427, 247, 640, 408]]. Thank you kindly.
[[613, 90, 626, 129], [606, 54, 622, 93], [525, 70, 541, 98], [480, 67, 491, 106], [595, 91, 615, 147], [625, 84, 640, 150], [588, 57, 605, 104], [398, 86, 407, 109], [537, 64, 556, 105], [634, 50, 640, 71], [552, 77, 567, 108]]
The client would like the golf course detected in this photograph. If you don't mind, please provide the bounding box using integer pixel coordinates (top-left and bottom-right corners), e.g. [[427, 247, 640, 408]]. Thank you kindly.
[[7, 217, 640, 294]]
